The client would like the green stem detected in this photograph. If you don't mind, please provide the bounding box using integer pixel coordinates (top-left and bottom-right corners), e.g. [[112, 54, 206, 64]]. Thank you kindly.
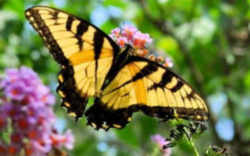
[[152, 146, 160, 156], [183, 128, 200, 156]]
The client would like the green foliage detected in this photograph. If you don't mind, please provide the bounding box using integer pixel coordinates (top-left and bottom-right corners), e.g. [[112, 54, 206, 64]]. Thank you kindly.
[[103, 0, 127, 9], [115, 126, 138, 147], [3, 0, 25, 20]]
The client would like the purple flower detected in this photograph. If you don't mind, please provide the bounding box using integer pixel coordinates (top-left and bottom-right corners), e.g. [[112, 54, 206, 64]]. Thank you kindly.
[[5, 81, 26, 101], [0, 66, 74, 156], [0, 103, 11, 131], [11, 132, 23, 144], [0, 113, 7, 130], [36, 85, 55, 106], [151, 134, 172, 156], [0, 142, 7, 154], [0, 68, 19, 88]]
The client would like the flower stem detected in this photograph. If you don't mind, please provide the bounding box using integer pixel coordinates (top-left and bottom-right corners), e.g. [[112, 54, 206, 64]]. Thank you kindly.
[[183, 127, 200, 156], [152, 146, 160, 156]]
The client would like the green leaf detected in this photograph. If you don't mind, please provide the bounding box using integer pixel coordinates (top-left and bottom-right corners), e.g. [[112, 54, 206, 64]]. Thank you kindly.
[[139, 116, 157, 142], [73, 137, 101, 156], [244, 71, 250, 90], [101, 21, 118, 34], [0, 119, 12, 144], [147, 0, 161, 18], [103, 0, 127, 9], [3, 0, 25, 20], [205, 146, 227, 156], [115, 125, 138, 147], [157, 36, 179, 53]]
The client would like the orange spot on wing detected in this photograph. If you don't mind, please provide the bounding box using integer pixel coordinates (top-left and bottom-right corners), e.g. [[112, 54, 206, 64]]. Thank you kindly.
[[69, 49, 113, 65], [128, 63, 147, 104]]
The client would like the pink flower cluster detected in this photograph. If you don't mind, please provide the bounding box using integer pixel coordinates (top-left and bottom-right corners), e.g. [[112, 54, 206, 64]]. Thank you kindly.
[[0, 67, 74, 156], [151, 134, 172, 156], [110, 25, 173, 67], [110, 25, 152, 49]]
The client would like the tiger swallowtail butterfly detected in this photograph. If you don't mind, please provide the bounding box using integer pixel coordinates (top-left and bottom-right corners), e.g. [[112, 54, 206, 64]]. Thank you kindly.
[[25, 6, 208, 130]]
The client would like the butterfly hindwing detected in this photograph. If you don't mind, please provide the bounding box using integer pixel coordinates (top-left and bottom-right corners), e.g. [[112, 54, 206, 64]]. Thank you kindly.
[[86, 56, 208, 129], [25, 6, 120, 118]]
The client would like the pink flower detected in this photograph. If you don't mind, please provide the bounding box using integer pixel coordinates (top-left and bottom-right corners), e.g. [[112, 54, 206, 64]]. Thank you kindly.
[[64, 130, 74, 150], [109, 26, 174, 68], [121, 25, 138, 41], [133, 31, 152, 48], [110, 25, 153, 50], [117, 37, 128, 47], [31, 139, 52, 154], [133, 32, 146, 48], [111, 28, 121, 38], [164, 57, 174, 68], [50, 130, 74, 150], [151, 134, 172, 156]]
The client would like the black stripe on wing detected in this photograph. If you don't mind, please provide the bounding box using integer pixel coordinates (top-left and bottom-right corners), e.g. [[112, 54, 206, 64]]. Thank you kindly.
[[25, 6, 121, 64], [106, 62, 158, 94], [93, 30, 105, 89], [57, 66, 88, 120], [85, 99, 208, 130], [25, 8, 69, 65]]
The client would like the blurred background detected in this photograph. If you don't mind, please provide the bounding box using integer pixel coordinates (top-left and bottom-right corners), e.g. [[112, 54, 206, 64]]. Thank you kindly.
[[0, 0, 250, 155]]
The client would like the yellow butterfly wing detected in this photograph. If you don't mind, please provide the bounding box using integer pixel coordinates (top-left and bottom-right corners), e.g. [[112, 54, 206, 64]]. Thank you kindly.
[[86, 56, 208, 130], [25, 6, 120, 118]]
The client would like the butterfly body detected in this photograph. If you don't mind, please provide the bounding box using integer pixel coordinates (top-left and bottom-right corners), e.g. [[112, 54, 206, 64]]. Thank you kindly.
[[25, 6, 208, 130]]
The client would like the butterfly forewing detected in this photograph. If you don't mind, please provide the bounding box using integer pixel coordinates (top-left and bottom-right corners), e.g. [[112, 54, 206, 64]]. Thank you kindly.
[[25, 6, 120, 118]]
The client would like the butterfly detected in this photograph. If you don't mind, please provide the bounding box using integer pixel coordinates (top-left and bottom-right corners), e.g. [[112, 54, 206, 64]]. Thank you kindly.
[[25, 6, 208, 130]]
